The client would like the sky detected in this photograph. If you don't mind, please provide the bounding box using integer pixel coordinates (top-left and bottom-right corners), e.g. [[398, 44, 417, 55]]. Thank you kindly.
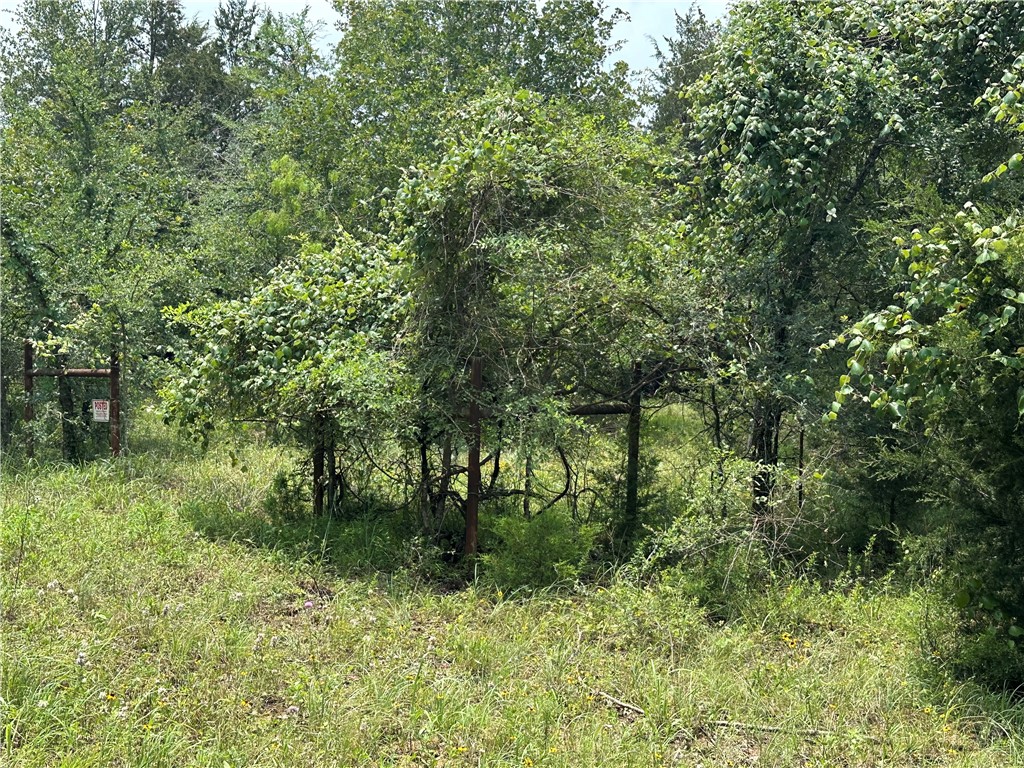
[[0, 1, 733, 75]]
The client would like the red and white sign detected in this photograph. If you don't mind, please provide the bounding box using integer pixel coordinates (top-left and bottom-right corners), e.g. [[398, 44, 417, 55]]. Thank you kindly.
[[92, 400, 110, 422]]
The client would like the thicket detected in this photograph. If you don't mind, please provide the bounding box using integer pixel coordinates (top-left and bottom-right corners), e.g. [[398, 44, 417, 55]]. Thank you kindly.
[[4, 0, 1024, 683]]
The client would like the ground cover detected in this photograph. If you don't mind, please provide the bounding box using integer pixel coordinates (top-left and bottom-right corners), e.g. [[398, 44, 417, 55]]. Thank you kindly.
[[2, 424, 1023, 767]]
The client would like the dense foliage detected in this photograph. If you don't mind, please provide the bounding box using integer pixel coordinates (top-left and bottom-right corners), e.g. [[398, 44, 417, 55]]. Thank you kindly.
[[4, 0, 1024, 680]]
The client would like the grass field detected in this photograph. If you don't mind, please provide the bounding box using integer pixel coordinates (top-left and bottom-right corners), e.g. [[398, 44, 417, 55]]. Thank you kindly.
[[3, 424, 1024, 767]]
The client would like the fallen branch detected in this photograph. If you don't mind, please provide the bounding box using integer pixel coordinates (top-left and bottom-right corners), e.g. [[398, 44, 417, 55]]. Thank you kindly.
[[592, 690, 645, 716], [592, 692, 882, 744], [706, 720, 881, 744]]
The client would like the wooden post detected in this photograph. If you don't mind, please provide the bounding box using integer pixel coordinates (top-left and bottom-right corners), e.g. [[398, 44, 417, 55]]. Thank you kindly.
[[523, 453, 533, 520], [23, 340, 34, 459], [464, 356, 482, 557], [110, 349, 121, 457]]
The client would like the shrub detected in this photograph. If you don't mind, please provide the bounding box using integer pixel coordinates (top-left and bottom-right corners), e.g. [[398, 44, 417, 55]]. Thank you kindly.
[[481, 509, 599, 590], [633, 453, 771, 613]]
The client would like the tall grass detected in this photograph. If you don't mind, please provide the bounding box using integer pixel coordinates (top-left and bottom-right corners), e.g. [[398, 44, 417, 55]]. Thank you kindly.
[[2, 419, 1024, 766]]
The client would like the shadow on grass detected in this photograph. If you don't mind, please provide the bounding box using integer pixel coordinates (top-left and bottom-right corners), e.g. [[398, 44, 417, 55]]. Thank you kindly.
[[178, 492, 463, 586]]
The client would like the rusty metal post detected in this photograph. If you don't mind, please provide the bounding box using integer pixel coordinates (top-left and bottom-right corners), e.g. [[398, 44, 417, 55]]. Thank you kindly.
[[464, 357, 482, 557], [23, 340, 34, 459], [110, 349, 121, 457]]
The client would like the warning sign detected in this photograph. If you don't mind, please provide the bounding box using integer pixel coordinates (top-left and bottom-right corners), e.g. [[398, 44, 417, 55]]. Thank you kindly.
[[92, 400, 110, 422]]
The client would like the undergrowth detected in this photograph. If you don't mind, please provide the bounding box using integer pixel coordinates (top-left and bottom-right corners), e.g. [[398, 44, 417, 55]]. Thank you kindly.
[[2, 420, 1024, 766]]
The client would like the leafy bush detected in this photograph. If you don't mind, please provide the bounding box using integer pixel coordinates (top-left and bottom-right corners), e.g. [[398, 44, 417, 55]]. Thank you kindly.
[[633, 453, 771, 613], [481, 508, 598, 590]]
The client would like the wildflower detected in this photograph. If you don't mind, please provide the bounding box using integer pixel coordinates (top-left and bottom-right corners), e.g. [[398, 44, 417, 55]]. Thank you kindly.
[[524, 758, 534, 767], [304, 600, 314, 609]]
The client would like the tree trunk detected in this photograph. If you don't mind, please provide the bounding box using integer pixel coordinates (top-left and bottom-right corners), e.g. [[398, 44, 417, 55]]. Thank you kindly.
[[523, 452, 533, 520], [23, 341, 34, 459], [797, 426, 805, 511], [327, 431, 340, 515], [750, 394, 782, 518], [418, 422, 432, 531], [434, 434, 452, 530]]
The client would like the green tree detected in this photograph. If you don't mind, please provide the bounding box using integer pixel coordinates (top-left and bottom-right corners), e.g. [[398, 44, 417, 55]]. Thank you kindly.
[[838, 50, 1024, 648], [682, 0, 1024, 516], [0, 0, 231, 457], [648, 3, 719, 136], [166, 88, 685, 552]]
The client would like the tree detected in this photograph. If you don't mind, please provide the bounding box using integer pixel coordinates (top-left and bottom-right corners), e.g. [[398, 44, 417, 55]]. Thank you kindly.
[[165, 87, 686, 553], [392, 87, 677, 549], [0, 0, 231, 457], [838, 48, 1024, 641], [648, 3, 719, 136], [682, 0, 1024, 516]]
